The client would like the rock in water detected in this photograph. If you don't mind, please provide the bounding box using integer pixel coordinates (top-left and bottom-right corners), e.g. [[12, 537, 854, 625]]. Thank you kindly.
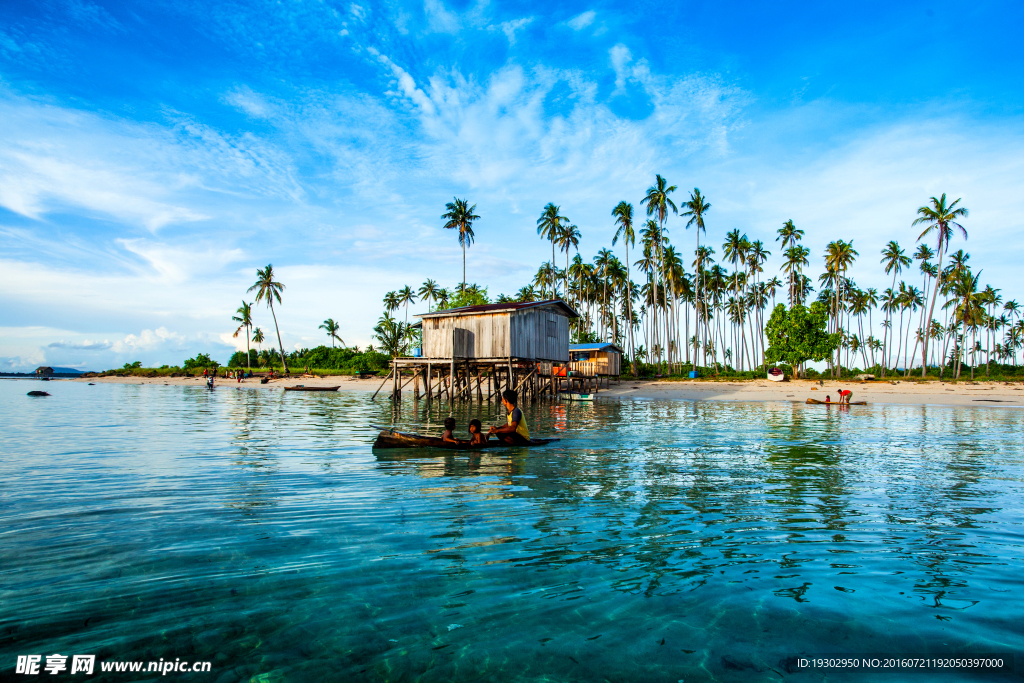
[[27, 391, 50, 397]]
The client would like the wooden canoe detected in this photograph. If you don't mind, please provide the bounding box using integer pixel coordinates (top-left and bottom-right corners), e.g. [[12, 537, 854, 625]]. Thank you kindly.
[[806, 398, 867, 405], [284, 385, 340, 392], [559, 392, 595, 401], [372, 429, 558, 450]]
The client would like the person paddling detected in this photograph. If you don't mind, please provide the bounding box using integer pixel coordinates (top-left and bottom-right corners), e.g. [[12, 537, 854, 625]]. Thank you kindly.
[[489, 390, 530, 446]]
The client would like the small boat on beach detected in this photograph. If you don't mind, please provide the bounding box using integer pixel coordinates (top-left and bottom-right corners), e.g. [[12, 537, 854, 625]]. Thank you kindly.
[[767, 367, 786, 382], [559, 393, 595, 401], [806, 398, 867, 405], [284, 385, 340, 392], [372, 427, 558, 450]]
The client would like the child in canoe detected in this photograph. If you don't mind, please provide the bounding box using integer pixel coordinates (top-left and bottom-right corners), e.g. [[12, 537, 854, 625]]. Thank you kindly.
[[468, 419, 489, 445], [442, 417, 463, 444]]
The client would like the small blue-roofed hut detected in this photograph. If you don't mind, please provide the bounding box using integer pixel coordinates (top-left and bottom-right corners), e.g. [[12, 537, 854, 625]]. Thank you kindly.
[[568, 342, 622, 377]]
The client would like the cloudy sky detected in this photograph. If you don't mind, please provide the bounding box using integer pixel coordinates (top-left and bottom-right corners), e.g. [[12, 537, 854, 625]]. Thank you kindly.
[[1, 0, 1022, 370]]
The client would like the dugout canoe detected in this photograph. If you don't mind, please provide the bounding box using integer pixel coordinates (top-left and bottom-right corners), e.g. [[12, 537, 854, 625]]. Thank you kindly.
[[372, 428, 558, 450], [805, 398, 867, 405], [283, 385, 340, 392]]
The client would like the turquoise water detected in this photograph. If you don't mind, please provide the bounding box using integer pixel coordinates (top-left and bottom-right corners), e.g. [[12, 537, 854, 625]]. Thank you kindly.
[[2, 380, 1023, 682]]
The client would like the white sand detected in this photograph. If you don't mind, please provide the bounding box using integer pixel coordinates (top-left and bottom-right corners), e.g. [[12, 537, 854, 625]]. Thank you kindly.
[[70, 374, 1024, 408]]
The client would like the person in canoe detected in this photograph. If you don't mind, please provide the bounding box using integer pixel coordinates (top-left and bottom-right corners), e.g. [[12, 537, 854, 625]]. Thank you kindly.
[[442, 417, 464, 444], [488, 390, 530, 446], [468, 419, 489, 446]]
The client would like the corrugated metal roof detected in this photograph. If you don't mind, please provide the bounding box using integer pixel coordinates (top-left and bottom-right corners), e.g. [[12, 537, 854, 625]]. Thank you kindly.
[[415, 299, 579, 319], [570, 342, 623, 353]]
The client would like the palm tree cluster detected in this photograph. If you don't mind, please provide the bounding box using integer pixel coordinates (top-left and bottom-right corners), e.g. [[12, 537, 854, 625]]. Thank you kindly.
[[382, 187, 1017, 378]]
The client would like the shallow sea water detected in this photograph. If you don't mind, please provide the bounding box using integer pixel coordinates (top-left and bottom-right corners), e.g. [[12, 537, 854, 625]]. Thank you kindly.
[[2, 380, 1023, 682]]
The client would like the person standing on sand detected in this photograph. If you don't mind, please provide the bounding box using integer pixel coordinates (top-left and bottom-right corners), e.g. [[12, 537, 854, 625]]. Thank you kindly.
[[489, 390, 531, 445]]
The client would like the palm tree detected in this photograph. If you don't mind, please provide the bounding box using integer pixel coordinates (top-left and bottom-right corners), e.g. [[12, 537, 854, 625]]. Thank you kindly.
[[913, 193, 968, 377], [382, 291, 400, 315], [247, 264, 290, 373], [641, 175, 677, 370], [880, 241, 910, 376], [319, 318, 344, 347], [777, 220, 804, 305], [824, 240, 858, 377], [418, 279, 441, 312], [397, 285, 417, 325], [593, 247, 615, 341], [680, 188, 710, 370], [612, 200, 637, 372], [537, 203, 567, 299], [373, 313, 408, 359], [232, 301, 253, 373], [252, 327, 265, 359], [441, 198, 480, 295], [557, 223, 581, 303]]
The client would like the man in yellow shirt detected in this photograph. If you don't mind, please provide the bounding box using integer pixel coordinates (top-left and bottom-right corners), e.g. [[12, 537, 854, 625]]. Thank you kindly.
[[489, 389, 530, 445]]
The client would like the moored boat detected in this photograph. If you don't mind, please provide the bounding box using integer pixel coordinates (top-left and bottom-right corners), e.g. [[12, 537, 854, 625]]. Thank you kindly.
[[372, 428, 558, 450], [558, 393, 595, 401], [767, 367, 786, 382], [284, 385, 340, 392], [806, 398, 867, 405]]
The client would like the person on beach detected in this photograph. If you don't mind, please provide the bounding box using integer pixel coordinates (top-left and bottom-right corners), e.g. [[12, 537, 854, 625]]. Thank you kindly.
[[838, 389, 853, 404], [489, 390, 530, 445], [468, 419, 488, 445], [442, 417, 463, 444]]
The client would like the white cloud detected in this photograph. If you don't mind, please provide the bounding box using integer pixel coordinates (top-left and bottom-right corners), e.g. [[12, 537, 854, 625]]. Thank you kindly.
[[609, 43, 632, 92], [567, 10, 595, 31], [111, 327, 186, 353], [498, 17, 532, 45], [424, 0, 460, 33]]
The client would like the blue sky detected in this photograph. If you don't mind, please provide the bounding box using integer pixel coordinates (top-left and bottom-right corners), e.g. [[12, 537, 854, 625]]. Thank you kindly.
[[1, 0, 1022, 370]]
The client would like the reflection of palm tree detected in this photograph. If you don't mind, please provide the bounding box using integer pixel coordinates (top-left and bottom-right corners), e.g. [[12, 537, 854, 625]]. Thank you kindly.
[[319, 318, 344, 347], [537, 203, 567, 299], [232, 300, 253, 373], [247, 264, 289, 373], [418, 279, 441, 312], [913, 193, 968, 378], [441, 198, 480, 295]]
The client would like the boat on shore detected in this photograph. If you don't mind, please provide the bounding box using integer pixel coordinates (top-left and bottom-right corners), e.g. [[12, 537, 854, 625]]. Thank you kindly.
[[372, 427, 558, 450], [767, 367, 786, 382], [806, 398, 867, 405], [284, 385, 340, 392], [558, 392, 595, 401]]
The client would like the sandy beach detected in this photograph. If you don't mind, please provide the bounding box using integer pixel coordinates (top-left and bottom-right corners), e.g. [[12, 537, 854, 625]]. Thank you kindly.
[[61, 374, 1024, 408]]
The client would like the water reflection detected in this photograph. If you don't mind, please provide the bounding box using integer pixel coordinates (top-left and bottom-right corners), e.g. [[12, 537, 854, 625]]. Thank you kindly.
[[2, 382, 1022, 682]]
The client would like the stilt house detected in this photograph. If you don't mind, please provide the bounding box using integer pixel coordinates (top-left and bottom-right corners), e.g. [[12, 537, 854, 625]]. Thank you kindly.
[[416, 300, 578, 362], [569, 342, 623, 377]]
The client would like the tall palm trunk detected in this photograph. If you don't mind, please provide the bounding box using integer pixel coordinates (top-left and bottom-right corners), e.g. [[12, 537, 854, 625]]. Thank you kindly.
[[626, 243, 636, 374], [921, 247, 944, 377], [269, 301, 289, 373], [245, 323, 251, 373]]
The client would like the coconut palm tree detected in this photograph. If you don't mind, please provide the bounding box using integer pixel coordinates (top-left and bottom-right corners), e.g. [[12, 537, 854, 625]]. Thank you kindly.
[[824, 240, 858, 376], [680, 188, 710, 370], [557, 223, 581, 303], [641, 176, 678, 369], [782, 246, 810, 308], [441, 198, 480, 295], [232, 301, 253, 373], [776, 220, 803, 305], [913, 193, 969, 377], [248, 264, 290, 373], [879, 241, 909, 376], [397, 285, 417, 325], [418, 279, 441, 312], [382, 291, 400, 315], [373, 313, 408, 359], [612, 200, 637, 371], [537, 203, 567, 298], [251, 327, 265, 364], [319, 318, 344, 347]]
